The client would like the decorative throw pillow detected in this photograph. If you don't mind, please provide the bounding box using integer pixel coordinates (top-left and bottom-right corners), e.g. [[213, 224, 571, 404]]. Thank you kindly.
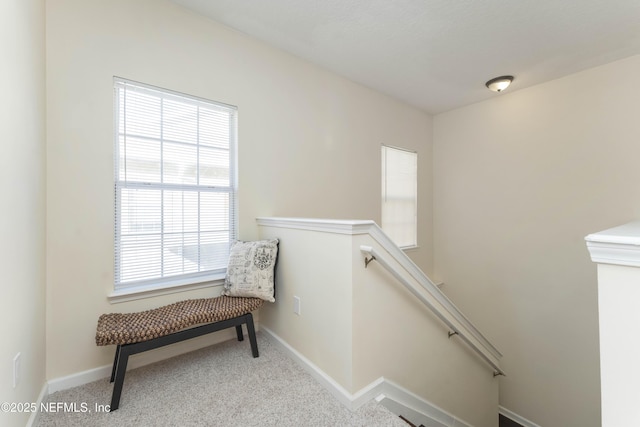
[[222, 239, 279, 302]]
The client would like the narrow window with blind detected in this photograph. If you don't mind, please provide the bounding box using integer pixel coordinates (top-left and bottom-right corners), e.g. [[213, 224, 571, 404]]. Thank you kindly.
[[381, 145, 417, 249], [114, 78, 237, 292]]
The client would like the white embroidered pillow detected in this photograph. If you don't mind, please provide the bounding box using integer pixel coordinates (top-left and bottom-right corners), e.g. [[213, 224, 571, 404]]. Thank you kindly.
[[223, 239, 278, 302]]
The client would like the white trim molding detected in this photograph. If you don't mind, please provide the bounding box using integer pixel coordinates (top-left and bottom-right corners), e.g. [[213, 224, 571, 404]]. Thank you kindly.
[[48, 365, 113, 394], [259, 325, 357, 409], [261, 326, 471, 427], [377, 379, 472, 427], [48, 327, 240, 393], [26, 383, 48, 427], [359, 243, 502, 375], [586, 220, 640, 426], [257, 217, 503, 375], [499, 406, 542, 427], [256, 217, 375, 235], [586, 221, 640, 267], [108, 277, 224, 304]]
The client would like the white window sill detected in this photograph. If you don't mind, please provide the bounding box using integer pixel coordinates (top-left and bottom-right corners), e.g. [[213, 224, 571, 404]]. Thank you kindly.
[[108, 274, 225, 304]]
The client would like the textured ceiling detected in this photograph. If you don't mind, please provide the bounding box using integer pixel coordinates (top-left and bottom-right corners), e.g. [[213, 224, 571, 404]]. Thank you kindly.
[[170, 0, 640, 114]]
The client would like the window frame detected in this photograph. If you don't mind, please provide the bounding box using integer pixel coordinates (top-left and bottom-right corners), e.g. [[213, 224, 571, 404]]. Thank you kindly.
[[112, 77, 238, 299], [381, 144, 418, 249]]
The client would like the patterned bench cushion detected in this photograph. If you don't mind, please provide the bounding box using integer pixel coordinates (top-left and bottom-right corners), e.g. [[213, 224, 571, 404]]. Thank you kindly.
[[95, 296, 264, 346]]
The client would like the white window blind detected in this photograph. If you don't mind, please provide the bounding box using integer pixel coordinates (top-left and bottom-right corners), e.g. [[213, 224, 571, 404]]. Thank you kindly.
[[114, 78, 237, 290], [381, 145, 417, 248]]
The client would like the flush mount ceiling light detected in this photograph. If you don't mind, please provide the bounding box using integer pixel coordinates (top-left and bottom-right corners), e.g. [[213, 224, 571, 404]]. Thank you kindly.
[[485, 75, 514, 92]]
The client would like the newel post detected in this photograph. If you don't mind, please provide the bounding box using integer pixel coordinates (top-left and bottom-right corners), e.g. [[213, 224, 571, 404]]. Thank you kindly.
[[586, 221, 640, 427]]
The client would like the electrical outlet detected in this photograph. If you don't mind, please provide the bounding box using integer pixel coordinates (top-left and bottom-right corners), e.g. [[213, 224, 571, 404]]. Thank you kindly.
[[293, 296, 301, 315], [13, 353, 21, 388]]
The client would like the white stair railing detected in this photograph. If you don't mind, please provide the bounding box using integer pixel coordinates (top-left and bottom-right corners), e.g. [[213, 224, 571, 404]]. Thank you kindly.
[[360, 244, 504, 377], [256, 217, 504, 377]]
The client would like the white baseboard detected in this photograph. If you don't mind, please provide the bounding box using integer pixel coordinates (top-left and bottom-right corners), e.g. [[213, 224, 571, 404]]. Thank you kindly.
[[48, 364, 113, 394], [261, 326, 471, 427], [499, 406, 541, 427], [378, 379, 473, 427], [26, 383, 48, 427], [48, 328, 239, 393], [260, 326, 357, 409], [44, 325, 480, 427]]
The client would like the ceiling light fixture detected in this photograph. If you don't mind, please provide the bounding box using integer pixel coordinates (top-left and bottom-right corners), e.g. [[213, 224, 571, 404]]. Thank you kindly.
[[485, 75, 514, 92]]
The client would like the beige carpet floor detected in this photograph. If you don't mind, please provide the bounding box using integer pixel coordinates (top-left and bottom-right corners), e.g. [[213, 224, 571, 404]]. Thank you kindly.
[[36, 332, 407, 426]]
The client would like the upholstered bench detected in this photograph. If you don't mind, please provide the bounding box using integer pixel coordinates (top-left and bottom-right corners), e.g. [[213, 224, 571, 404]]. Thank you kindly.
[[96, 295, 264, 411]]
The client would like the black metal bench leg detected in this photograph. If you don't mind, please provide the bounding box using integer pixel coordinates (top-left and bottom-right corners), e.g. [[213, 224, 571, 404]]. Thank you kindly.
[[110, 345, 121, 383], [109, 346, 131, 411], [105, 312, 261, 411], [245, 313, 259, 358]]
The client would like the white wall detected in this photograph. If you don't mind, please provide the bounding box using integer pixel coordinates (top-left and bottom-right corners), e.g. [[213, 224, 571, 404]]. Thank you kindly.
[[0, 1, 47, 426], [433, 54, 640, 426], [259, 224, 355, 390], [46, 0, 432, 380], [351, 234, 498, 427], [258, 219, 498, 427]]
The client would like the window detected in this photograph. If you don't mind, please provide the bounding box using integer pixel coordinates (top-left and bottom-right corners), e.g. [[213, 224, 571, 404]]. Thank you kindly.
[[381, 145, 417, 248], [114, 78, 237, 291]]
